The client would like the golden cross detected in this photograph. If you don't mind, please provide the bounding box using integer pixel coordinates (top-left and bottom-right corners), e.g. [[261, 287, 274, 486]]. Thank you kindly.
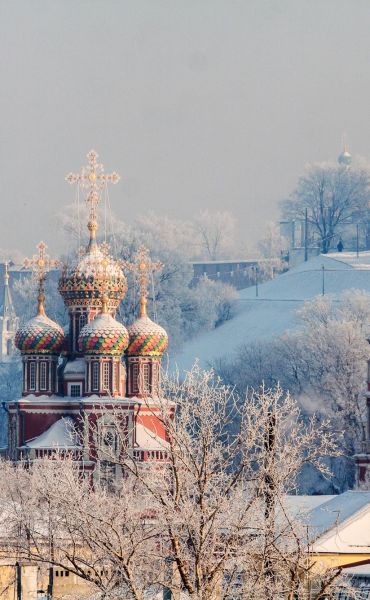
[[65, 150, 120, 226], [122, 246, 163, 317], [24, 242, 59, 316]]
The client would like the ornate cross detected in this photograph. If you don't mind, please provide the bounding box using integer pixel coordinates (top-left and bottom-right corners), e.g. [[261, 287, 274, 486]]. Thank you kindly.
[[24, 242, 59, 315], [122, 246, 163, 317], [65, 150, 120, 226]]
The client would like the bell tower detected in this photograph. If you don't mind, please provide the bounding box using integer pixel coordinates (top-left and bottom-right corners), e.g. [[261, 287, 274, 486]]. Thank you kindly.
[[0, 263, 19, 361]]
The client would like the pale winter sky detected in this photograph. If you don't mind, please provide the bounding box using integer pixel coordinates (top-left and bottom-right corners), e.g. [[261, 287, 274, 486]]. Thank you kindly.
[[1, 0, 370, 257]]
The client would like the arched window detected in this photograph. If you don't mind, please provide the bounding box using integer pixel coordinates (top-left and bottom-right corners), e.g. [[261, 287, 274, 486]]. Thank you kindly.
[[92, 362, 99, 391], [103, 363, 110, 391], [79, 313, 87, 331], [143, 363, 150, 394], [40, 362, 47, 391], [74, 313, 87, 352], [151, 362, 159, 395], [29, 362, 36, 391], [6, 339, 12, 355], [132, 363, 139, 394]]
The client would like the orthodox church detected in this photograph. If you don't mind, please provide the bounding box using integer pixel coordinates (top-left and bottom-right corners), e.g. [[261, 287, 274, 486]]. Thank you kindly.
[[6, 151, 169, 473]]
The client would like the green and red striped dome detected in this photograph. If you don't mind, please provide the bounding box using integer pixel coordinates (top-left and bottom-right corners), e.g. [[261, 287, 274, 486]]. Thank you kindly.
[[78, 313, 129, 355], [127, 316, 168, 357], [15, 314, 65, 355]]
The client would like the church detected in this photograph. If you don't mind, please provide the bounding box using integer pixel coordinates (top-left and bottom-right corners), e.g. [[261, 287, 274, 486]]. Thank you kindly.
[[5, 150, 169, 474]]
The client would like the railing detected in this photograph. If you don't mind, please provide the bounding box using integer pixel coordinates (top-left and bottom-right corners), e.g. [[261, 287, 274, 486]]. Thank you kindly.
[[133, 449, 169, 462]]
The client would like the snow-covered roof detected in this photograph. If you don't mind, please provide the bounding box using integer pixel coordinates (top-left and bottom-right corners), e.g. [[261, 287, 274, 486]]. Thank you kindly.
[[135, 422, 169, 450], [284, 494, 335, 517], [64, 358, 86, 376], [174, 252, 370, 371], [25, 417, 79, 449], [306, 491, 370, 539]]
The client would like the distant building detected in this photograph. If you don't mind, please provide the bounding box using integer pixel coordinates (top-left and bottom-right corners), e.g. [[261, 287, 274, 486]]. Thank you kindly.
[[0, 263, 19, 361], [191, 259, 260, 290]]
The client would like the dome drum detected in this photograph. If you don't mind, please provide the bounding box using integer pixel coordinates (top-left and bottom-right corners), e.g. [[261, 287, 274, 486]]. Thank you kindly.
[[58, 246, 127, 310]]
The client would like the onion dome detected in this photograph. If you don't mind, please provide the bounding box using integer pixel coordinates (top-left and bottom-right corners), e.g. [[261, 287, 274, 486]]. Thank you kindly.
[[58, 239, 127, 311], [338, 147, 352, 166], [78, 296, 129, 355], [127, 298, 168, 357], [15, 297, 64, 355]]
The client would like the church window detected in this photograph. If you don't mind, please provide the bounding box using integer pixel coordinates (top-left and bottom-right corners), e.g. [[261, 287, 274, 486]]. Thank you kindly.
[[132, 363, 139, 394], [6, 339, 12, 355], [79, 313, 87, 331], [103, 363, 110, 390], [152, 362, 159, 394], [74, 313, 87, 352], [112, 362, 117, 391], [70, 384, 82, 398], [92, 362, 99, 391], [143, 363, 150, 393], [40, 362, 47, 391], [29, 363, 36, 391], [6, 320, 10, 332]]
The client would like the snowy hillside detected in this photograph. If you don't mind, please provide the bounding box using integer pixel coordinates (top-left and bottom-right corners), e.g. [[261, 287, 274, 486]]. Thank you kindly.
[[173, 252, 370, 371]]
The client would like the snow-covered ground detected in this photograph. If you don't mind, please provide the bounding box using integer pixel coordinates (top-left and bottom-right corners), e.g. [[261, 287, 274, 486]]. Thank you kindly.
[[173, 252, 370, 372]]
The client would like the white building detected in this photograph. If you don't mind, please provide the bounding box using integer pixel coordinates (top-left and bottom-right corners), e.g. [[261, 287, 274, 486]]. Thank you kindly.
[[0, 263, 19, 361]]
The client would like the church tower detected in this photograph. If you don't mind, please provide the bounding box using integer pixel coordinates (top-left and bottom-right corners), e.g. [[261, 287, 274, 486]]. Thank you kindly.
[[124, 246, 168, 398], [15, 243, 64, 397], [0, 263, 19, 361]]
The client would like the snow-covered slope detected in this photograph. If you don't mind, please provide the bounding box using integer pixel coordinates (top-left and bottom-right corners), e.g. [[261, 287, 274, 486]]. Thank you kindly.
[[173, 252, 370, 371]]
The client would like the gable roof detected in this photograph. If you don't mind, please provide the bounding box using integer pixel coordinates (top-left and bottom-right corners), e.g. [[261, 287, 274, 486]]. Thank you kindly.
[[305, 491, 370, 542]]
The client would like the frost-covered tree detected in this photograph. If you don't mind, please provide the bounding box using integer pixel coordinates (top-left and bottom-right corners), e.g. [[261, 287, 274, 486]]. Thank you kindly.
[[257, 222, 288, 279], [192, 209, 237, 260], [215, 291, 370, 491], [282, 163, 370, 253], [0, 367, 350, 600], [112, 218, 237, 349], [0, 359, 22, 446]]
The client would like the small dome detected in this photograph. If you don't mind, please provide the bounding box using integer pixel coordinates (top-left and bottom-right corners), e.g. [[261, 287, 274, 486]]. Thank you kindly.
[[79, 313, 129, 355], [338, 150, 352, 166], [58, 245, 127, 310], [127, 316, 168, 357], [15, 314, 64, 355]]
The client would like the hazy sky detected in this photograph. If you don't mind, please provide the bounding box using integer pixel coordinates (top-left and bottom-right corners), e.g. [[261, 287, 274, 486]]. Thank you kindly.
[[1, 0, 370, 256]]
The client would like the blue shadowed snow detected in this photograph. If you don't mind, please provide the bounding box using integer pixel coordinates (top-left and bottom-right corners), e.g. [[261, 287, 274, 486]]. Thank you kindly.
[[173, 252, 370, 372], [305, 490, 370, 541]]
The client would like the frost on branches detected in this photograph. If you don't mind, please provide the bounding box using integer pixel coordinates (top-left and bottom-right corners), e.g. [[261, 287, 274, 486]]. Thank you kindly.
[[0, 365, 354, 599], [216, 291, 370, 492]]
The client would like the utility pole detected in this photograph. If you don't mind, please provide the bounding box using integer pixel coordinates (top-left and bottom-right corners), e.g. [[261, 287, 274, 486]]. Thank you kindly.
[[322, 265, 325, 296], [254, 266, 259, 298], [357, 223, 359, 258], [304, 208, 308, 262]]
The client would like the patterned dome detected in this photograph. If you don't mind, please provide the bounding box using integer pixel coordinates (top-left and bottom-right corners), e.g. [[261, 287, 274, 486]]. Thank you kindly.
[[15, 314, 65, 355], [58, 245, 127, 310], [127, 316, 168, 357], [79, 312, 129, 355]]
